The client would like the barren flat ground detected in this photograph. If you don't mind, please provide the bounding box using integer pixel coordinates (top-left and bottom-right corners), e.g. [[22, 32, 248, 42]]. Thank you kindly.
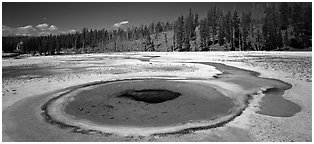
[[2, 51, 312, 142]]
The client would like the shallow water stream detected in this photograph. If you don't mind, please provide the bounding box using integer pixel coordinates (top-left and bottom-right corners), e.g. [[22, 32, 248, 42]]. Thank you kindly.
[[194, 62, 301, 117]]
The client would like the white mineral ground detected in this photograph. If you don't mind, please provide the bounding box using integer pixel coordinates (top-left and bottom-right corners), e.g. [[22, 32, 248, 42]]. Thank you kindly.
[[2, 51, 312, 142]]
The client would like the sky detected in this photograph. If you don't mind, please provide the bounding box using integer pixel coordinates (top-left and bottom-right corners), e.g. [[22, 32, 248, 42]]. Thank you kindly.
[[3, 2, 261, 36]]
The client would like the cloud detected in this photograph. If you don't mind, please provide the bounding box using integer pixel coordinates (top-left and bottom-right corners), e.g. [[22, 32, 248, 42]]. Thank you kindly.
[[60, 29, 76, 34], [2, 25, 9, 30], [49, 25, 58, 31], [2, 25, 13, 32], [16, 25, 37, 36], [113, 20, 129, 28], [15, 33, 32, 36], [67, 29, 76, 33], [2, 25, 16, 36], [36, 23, 49, 30], [2, 23, 76, 37], [19, 25, 35, 30], [38, 31, 52, 36]]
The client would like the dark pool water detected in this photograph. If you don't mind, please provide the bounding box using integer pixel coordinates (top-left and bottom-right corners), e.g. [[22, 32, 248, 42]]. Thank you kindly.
[[64, 79, 235, 127], [118, 89, 181, 103]]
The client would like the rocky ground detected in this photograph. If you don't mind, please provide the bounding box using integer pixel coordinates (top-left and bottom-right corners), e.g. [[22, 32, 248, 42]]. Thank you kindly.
[[232, 54, 312, 82], [2, 51, 312, 142]]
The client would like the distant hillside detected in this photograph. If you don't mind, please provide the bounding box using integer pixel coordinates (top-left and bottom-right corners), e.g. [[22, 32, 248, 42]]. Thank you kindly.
[[93, 31, 176, 52]]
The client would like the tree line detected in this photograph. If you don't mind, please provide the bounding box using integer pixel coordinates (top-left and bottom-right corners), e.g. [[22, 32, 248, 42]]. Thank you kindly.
[[3, 20, 172, 55], [173, 2, 311, 51], [2, 2, 311, 55]]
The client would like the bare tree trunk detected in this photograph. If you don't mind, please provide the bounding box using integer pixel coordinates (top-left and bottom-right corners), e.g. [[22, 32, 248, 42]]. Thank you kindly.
[[83, 42, 85, 53], [155, 34, 158, 51], [239, 32, 241, 51], [141, 38, 144, 51], [114, 41, 117, 52], [232, 28, 235, 50], [173, 34, 176, 52], [164, 33, 168, 52], [74, 38, 77, 49]]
